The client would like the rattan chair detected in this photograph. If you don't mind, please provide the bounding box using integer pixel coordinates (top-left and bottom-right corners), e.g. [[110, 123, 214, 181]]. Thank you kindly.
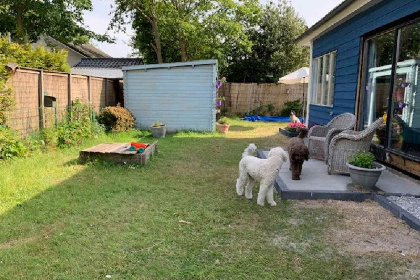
[[327, 117, 383, 174], [308, 113, 356, 161]]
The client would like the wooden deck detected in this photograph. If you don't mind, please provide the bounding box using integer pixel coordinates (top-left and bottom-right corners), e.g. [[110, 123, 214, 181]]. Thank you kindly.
[[79, 141, 158, 165]]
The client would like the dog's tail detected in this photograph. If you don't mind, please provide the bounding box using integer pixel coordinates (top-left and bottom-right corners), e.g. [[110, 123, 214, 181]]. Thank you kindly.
[[242, 143, 257, 158], [298, 128, 308, 139]]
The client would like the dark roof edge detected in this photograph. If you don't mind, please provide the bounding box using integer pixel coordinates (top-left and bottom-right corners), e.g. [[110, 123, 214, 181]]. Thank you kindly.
[[45, 36, 87, 57], [296, 0, 358, 43]]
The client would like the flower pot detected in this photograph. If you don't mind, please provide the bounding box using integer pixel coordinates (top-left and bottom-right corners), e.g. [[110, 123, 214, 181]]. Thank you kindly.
[[216, 123, 230, 133], [151, 125, 166, 138], [346, 162, 386, 190]]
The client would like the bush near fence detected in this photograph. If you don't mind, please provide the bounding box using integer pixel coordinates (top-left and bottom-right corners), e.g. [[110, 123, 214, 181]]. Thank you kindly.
[[5, 67, 123, 137], [218, 82, 308, 117]]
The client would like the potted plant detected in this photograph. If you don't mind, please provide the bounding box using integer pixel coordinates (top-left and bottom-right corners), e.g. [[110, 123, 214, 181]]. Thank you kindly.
[[216, 96, 225, 107], [346, 151, 386, 190], [151, 121, 166, 138], [216, 117, 230, 133], [280, 122, 306, 137]]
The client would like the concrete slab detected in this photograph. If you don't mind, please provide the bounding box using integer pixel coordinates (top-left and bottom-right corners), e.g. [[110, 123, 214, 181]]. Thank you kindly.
[[261, 150, 420, 196]]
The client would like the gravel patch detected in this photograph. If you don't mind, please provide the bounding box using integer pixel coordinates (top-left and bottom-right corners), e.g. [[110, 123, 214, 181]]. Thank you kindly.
[[388, 196, 420, 220]]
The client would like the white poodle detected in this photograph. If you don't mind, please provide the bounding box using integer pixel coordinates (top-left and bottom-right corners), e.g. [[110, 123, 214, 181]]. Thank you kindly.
[[236, 145, 287, 206], [242, 143, 257, 158]]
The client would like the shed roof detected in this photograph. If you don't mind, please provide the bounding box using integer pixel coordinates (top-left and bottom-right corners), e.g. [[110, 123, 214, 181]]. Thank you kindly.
[[74, 58, 143, 68], [122, 60, 218, 71]]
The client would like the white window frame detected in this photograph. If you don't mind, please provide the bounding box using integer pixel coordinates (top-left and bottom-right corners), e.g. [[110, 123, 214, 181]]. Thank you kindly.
[[310, 50, 337, 106]]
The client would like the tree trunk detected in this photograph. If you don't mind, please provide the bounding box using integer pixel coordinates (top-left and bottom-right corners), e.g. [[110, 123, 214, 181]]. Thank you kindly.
[[179, 35, 187, 62], [151, 19, 163, 63], [15, 4, 26, 43]]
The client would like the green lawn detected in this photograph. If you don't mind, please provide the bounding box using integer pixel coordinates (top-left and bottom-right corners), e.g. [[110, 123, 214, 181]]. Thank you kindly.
[[0, 119, 413, 279]]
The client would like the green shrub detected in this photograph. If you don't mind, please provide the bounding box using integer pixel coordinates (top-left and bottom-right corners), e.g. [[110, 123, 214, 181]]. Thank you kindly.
[[281, 99, 302, 116], [348, 151, 376, 169], [0, 126, 26, 159], [98, 105, 135, 132], [218, 117, 230, 125], [57, 99, 103, 147]]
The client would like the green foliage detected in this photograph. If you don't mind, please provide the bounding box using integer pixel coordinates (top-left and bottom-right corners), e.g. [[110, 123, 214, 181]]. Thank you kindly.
[[218, 117, 230, 125], [0, 126, 26, 159], [98, 105, 135, 132], [57, 99, 103, 148], [225, 0, 309, 82], [281, 99, 302, 116], [0, 37, 70, 125], [115, 0, 261, 67], [348, 151, 376, 169], [152, 121, 164, 127], [0, 0, 111, 44]]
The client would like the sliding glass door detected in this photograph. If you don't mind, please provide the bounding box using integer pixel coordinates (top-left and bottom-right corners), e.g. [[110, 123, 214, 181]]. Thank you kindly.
[[362, 19, 420, 158]]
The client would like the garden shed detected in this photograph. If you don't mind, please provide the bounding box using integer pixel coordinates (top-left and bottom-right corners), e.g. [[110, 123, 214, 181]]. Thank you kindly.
[[122, 60, 218, 132]]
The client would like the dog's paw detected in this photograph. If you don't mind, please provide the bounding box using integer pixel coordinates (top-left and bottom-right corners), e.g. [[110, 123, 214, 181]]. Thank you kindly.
[[257, 201, 265, 207], [245, 194, 253, 199], [269, 201, 277, 207]]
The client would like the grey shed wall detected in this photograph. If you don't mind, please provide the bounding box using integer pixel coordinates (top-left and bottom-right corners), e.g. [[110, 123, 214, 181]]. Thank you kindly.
[[123, 61, 217, 131]]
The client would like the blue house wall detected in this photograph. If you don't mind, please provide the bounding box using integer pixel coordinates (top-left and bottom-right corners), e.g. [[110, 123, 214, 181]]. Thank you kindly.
[[309, 0, 420, 126]]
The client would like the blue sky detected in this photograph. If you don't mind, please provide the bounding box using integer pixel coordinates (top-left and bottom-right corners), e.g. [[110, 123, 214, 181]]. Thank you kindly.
[[84, 0, 344, 57]]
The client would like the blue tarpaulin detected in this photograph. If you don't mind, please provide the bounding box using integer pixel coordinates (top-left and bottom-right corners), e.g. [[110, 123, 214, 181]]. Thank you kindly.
[[243, 115, 303, 122]]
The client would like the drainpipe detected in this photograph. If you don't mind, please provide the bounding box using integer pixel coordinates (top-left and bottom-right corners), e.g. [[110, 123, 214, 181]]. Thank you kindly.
[[305, 41, 313, 127]]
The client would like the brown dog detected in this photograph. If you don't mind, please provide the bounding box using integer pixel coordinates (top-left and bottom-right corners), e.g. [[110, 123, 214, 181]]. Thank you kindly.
[[288, 128, 309, 180]]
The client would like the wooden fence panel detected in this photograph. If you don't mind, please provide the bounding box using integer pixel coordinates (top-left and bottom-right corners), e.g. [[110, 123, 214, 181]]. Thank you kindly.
[[5, 68, 122, 138], [219, 82, 307, 116], [71, 76, 89, 103]]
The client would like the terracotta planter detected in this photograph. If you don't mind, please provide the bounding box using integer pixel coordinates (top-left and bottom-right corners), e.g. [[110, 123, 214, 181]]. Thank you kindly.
[[216, 123, 230, 133]]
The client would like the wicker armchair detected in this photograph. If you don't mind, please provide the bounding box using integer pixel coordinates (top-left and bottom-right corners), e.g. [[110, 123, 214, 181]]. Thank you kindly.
[[308, 113, 356, 161], [327, 117, 383, 174]]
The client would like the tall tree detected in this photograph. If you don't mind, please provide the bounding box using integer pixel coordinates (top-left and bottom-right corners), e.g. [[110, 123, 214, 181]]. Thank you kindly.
[[0, 0, 111, 44], [225, 0, 309, 83], [113, 0, 261, 65], [112, 0, 166, 63]]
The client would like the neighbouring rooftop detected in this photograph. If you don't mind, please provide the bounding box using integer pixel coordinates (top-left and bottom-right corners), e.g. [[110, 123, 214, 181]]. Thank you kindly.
[[72, 58, 143, 79]]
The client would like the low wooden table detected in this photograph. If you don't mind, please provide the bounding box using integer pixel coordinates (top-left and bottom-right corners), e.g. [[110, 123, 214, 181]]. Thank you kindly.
[[79, 141, 158, 165]]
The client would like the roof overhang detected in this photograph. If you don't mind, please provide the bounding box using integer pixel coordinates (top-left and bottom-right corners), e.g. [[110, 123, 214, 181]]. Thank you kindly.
[[296, 0, 383, 46], [122, 59, 218, 71]]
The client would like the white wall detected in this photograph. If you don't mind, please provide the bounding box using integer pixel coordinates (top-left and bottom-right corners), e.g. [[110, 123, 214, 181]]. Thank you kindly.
[[33, 36, 86, 67]]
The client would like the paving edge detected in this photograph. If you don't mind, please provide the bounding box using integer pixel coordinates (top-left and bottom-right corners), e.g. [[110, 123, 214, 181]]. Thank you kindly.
[[258, 149, 420, 231], [374, 195, 420, 231]]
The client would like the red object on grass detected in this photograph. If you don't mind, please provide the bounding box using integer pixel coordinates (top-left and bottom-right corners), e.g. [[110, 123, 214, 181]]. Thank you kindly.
[[130, 142, 148, 149]]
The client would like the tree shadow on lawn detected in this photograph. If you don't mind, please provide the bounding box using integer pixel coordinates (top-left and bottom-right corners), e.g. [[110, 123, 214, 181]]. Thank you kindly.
[[0, 132, 410, 279], [228, 125, 255, 131]]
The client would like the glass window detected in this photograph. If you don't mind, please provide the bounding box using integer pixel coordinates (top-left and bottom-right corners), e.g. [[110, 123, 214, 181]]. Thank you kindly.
[[391, 21, 420, 157], [310, 51, 336, 106], [361, 19, 420, 158], [362, 31, 395, 145]]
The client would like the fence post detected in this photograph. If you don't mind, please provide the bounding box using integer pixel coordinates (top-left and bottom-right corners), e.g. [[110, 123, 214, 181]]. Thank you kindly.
[[38, 69, 45, 129], [87, 76, 91, 103], [68, 73, 72, 106], [104, 78, 108, 107]]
